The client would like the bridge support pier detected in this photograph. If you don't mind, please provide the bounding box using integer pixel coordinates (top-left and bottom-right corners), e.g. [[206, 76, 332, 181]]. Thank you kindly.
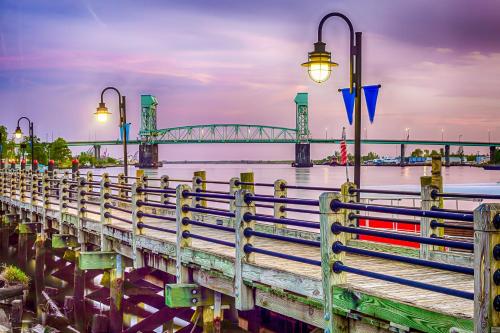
[[293, 143, 313, 168], [490, 146, 497, 164], [400, 144, 406, 167], [444, 144, 450, 167], [93, 145, 101, 161], [138, 143, 159, 168]]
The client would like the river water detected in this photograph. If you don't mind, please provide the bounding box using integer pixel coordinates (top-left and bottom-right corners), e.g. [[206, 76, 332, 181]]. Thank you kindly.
[[89, 164, 500, 212], [93, 164, 500, 194]]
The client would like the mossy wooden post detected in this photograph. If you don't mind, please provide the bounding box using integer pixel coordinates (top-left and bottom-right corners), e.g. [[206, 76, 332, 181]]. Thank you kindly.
[[59, 175, 69, 233], [239, 172, 254, 193], [0, 170, 4, 198], [117, 172, 126, 199], [131, 179, 144, 268], [100, 173, 112, 251], [193, 170, 207, 208], [109, 254, 124, 333], [273, 179, 287, 229], [76, 174, 89, 245], [431, 154, 444, 243], [320, 192, 348, 333], [234, 189, 255, 311], [41, 171, 50, 235], [161, 175, 170, 204], [420, 178, 440, 259], [474, 204, 500, 332], [176, 184, 192, 283], [30, 171, 39, 220], [229, 177, 240, 213], [19, 170, 26, 204], [74, 251, 86, 331], [159, 175, 170, 216], [341, 182, 356, 241]]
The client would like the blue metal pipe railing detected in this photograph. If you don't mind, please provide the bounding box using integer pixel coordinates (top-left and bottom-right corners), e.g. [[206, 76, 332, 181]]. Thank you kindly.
[[333, 262, 473, 300], [245, 194, 320, 207], [333, 242, 473, 275], [244, 228, 320, 247], [244, 244, 321, 266], [182, 231, 235, 247], [331, 200, 474, 222], [137, 222, 175, 234], [332, 224, 473, 251], [245, 214, 320, 229]]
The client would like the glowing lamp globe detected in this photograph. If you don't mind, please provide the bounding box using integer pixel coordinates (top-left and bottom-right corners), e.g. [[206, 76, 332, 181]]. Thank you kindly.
[[14, 126, 23, 139], [301, 42, 338, 83], [95, 102, 111, 123]]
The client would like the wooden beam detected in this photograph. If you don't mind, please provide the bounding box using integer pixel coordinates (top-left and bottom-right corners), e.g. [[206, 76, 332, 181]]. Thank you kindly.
[[333, 286, 473, 333], [52, 234, 79, 249], [78, 251, 117, 270]]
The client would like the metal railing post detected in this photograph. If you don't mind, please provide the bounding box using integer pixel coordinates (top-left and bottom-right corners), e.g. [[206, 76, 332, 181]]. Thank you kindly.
[[320, 192, 348, 332]]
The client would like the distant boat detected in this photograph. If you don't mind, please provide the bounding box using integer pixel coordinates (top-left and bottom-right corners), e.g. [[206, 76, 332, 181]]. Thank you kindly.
[[483, 165, 500, 170]]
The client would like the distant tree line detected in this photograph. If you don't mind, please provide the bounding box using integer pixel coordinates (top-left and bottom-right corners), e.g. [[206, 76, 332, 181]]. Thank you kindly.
[[0, 125, 119, 168]]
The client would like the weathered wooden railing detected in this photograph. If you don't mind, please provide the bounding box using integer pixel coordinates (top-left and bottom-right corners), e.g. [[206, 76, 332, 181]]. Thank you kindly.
[[1, 166, 500, 332]]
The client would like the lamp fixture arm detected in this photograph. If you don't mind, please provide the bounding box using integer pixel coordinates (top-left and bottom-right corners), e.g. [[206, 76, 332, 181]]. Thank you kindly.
[[16, 116, 32, 129], [317, 12, 356, 92]]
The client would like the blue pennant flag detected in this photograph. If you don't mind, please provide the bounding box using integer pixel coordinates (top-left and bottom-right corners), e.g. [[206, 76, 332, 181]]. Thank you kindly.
[[362, 85, 380, 123], [340, 88, 356, 125], [120, 123, 131, 141]]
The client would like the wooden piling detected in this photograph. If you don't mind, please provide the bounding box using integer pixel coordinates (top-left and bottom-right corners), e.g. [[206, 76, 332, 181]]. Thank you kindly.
[[109, 254, 124, 333], [91, 314, 109, 333], [34, 234, 46, 321], [74, 255, 86, 332]]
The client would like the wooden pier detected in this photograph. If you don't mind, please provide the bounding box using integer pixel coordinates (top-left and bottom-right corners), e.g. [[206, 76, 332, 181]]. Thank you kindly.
[[0, 162, 497, 333]]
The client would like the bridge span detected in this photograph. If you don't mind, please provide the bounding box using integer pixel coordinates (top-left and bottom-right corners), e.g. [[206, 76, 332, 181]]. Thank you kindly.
[[70, 93, 499, 167]]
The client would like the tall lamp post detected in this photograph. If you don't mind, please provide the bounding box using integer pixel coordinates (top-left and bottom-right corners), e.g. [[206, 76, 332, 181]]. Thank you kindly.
[[94, 87, 128, 176], [14, 117, 35, 171], [302, 12, 363, 190]]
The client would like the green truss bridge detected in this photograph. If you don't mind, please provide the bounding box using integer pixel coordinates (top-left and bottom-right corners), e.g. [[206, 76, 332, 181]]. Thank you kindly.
[[68, 93, 499, 168]]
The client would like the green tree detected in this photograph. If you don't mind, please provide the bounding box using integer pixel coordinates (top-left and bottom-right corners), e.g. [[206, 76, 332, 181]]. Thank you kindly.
[[21, 136, 48, 165], [411, 148, 424, 157], [363, 151, 379, 162], [49, 138, 72, 166]]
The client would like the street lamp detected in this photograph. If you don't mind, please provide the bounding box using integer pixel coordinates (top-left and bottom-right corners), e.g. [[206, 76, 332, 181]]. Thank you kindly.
[[14, 117, 35, 171], [441, 128, 444, 142], [95, 87, 128, 176], [302, 12, 363, 190], [405, 128, 410, 141]]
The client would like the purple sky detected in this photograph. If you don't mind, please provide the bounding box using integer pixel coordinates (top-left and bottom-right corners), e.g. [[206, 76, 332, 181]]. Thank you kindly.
[[1, 0, 499, 160]]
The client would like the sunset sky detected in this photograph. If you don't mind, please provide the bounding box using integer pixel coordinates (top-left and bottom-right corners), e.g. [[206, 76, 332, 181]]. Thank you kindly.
[[1, 0, 499, 160]]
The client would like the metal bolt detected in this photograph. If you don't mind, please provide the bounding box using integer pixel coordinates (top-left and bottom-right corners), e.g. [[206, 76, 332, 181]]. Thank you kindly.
[[323, 313, 330, 321], [191, 298, 198, 304]]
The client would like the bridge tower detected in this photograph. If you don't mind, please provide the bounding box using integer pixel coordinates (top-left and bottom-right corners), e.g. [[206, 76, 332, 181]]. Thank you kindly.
[[138, 95, 160, 168], [293, 93, 313, 167]]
